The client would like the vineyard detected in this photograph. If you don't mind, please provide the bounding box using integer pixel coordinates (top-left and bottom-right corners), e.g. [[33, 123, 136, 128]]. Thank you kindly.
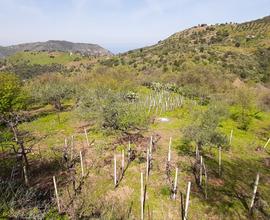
[[1, 15, 270, 220]]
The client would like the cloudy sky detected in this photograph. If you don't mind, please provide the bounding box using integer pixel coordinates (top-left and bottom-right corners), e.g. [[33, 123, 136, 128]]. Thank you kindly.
[[0, 0, 269, 53]]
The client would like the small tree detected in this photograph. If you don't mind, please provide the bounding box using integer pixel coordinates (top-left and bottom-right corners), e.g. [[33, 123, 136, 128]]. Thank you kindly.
[[233, 88, 255, 130], [30, 73, 74, 122], [183, 104, 228, 149], [76, 89, 149, 133], [0, 72, 29, 169]]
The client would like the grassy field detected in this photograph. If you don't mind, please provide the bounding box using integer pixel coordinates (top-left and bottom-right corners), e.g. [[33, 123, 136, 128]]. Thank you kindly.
[[1, 15, 270, 220], [9, 92, 269, 219], [8, 51, 84, 65]]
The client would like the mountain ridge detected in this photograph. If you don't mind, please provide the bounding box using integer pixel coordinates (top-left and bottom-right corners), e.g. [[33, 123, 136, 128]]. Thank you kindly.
[[0, 40, 112, 58]]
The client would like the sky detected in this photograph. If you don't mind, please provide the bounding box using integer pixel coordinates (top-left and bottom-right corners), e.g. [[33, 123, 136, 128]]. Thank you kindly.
[[0, 0, 269, 53]]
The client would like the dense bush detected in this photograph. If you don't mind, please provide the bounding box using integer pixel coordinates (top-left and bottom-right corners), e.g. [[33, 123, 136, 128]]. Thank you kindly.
[[259, 91, 270, 111], [256, 48, 270, 82], [4, 63, 66, 79], [0, 72, 28, 114], [183, 103, 228, 148], [0, 181, 52, 219], [77, 89, 149, 133], [231, 88, 257, 130]]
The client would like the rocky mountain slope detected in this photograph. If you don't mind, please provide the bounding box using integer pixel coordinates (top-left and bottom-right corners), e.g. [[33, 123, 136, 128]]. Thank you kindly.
[[0, 40, 112, 58]]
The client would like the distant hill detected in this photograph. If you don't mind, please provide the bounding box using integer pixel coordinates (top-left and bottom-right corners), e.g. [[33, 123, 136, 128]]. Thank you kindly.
[[0, 40, 112, 58], [101, 15, 270, 83], [0, 46, 10, 58]]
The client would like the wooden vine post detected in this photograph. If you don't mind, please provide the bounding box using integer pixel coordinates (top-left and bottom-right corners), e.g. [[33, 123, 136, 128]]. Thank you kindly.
[[172, 167, 178, 200], [141, 172, 144, 220], [71, 135, 74, 160], [184, 182, 191, 220], [168, 137, 172, 163], [121, 149, 125, 175], [84, 128, 90, 147], [229, 129, 233, 145], [23, 165, 29, 186], [114, 154, 118, 187], [53, 176, 61, 213], [199, 156, 203, 186], [64, 138, 68, 148], [146, 148, 150, 179], [149, 136, 153, 156], [166, 137, 172, 178], [80, 151, 85, 177], [202, 161, 208, 199], [250, 173, 260, 212], [195, 145, 199, 160], [218, 146, 222, 177], [147, 136, 153, 179], [263, 138, 270, 149], [128, 141, 131, 159], [180, 192, 185, 220]]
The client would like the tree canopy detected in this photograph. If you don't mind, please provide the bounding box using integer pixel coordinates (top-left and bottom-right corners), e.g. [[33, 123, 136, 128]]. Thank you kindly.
[[29, 73, 74, 111], [183, 104, 228, 148], [0, 72, 27, 115]]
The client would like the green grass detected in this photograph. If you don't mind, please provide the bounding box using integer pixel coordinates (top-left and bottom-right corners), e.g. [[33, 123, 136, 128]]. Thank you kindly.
[[2, 15, 270, 219], [8, 51, 83, 65], [3, 91, 270, 219]]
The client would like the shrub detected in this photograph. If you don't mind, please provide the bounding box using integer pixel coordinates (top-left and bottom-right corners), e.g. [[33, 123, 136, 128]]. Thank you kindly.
[[0, 181, 52, 219], [232, 88, 256, 130], [259, 91, 270, 111], [73, 57, 81, 62], [29, 73, 75, 111], [160, 186, 171, 196], [0, 72, 28, 114], [235, 42, 241, 47], [183, 103, 228, 148], [77, 90, 149, 133], [5, 63, 66, 79]]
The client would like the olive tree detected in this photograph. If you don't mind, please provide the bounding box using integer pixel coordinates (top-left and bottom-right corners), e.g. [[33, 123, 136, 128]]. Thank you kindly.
[[183, 104, 228, 149], [76, 89, 149, 133], [0, 72, 29, 169], [30, 73, 74, 122], [233, 87, 256, 131], [31, 73, 74, 111]]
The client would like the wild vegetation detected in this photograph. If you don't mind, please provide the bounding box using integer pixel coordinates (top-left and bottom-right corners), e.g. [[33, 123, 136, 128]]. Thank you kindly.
[[103, 17, 270, 85], [0, 16, 270, 220]]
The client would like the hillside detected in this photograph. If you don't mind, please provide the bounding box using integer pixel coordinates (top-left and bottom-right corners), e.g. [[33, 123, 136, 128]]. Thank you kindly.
[[101, 16, 270, 84], [0, 47, 110, 79], [0, 40, 112, 58], [1, 16, 270, 220]]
